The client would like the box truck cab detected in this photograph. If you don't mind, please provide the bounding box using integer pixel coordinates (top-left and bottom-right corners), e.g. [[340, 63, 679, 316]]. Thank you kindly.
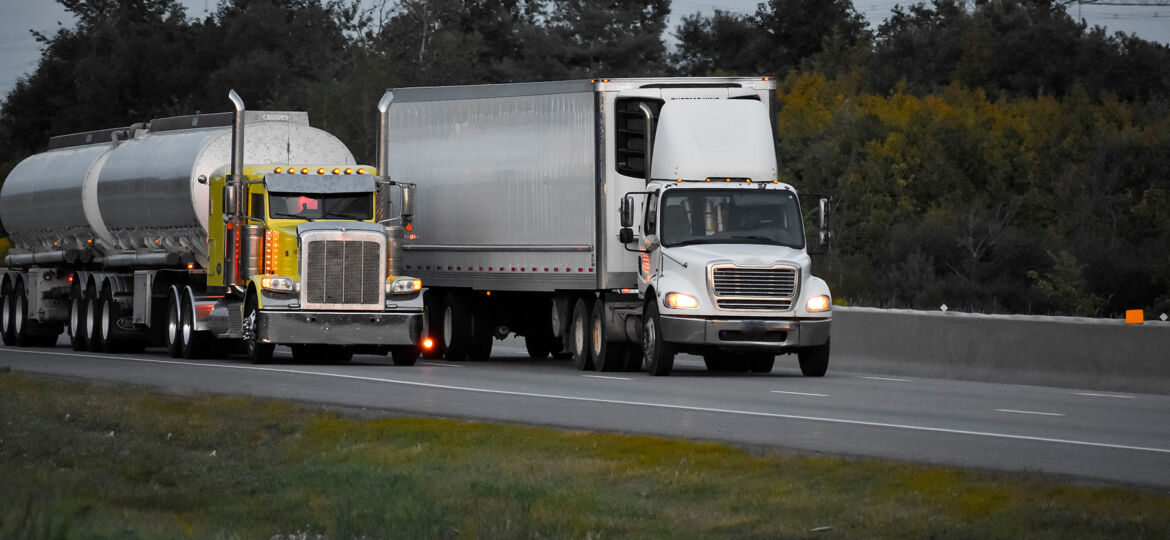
[[383, 77, 831, 376]]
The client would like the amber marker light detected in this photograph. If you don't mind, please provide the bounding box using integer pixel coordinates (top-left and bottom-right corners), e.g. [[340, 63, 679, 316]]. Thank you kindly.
[[316, 168, 325, 175], [187, 263, 195, 270], [356, 168, 367, 175], [422, 337, 435, 350], [301, 168, 309, 174], [405, 223, 413, 232], [345, 167, 354, 174], [274, 167, 283, 173]]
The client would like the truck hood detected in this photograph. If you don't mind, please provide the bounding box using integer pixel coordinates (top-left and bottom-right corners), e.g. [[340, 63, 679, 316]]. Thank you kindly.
[[662, 243, 809, 269]]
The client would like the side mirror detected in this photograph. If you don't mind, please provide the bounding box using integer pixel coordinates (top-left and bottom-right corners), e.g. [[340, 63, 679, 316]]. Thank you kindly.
[[818, 197, 833, 247], [401, 183, 416, 220], [620, 195, 634, 228], [619, 227, 634, 244], [644, 234, 660, 252], [222, 184, 238, 219]]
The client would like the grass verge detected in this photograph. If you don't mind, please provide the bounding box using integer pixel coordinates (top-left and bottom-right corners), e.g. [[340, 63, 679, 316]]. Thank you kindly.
[[1, 371, 1167, 539]]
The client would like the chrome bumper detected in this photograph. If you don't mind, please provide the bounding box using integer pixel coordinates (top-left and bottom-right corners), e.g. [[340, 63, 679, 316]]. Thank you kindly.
[[257, 310, 423, 346], [660, 315, 830, 350]]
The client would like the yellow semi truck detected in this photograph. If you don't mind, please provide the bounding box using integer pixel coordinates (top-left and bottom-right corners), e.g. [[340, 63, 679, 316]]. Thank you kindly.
[[0, 91, 425, 364]]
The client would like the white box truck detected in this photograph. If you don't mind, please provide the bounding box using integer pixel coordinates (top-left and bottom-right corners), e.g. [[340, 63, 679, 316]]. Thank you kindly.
[[381, 77, 832, 375]]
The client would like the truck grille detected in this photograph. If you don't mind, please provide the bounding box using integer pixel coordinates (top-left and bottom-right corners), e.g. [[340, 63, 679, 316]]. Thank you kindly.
[[304, 240, 382, 307], [711, 266, 798, 311]]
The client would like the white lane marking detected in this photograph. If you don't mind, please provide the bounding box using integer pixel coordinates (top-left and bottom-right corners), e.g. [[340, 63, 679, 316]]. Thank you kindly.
[[996, 409, 1065, 417], [420, 362, 463, 368], [583, 375, 633, 381], [9, 348, 1170, 455], [771, 390, 829, 397], [861, 376, 911, 382], [1075, 392, 1135, 399]]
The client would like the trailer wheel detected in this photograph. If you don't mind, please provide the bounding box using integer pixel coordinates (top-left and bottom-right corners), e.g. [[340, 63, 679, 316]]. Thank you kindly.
[[468, 306, 494, 362], [11, 284, 29, 347], [164, 288, 182, 358], [570, 297, 593, 370], [98, 288, 120, 353], [390, 346, 419, 366], [798, 341, 830, 377], [84, 285, 103, 352], [242, 293, 273, 364], [0, 281, 13, 346], [68, 287, 88, 351], [642, 301, 674, 376], [590, 297, 626, 372], [441, 292, 473, 361]]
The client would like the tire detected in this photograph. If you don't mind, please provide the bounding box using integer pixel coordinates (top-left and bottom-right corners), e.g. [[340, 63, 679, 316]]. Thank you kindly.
[[180, 293, 213, 360], [83, 285, 102, 352], [441, 292, 473, 362], [641, 300, 674, 376], [98, 289, 118, 353], [10, 285, 29, 347], [242, 293, 274, 364], [570, 297, 593, 370], [748, 353, 776, 373], [0, 282, 14, 346], [590, 297, 627, 372], [391, 346, 419, 366], [421, 290, 446, 359], [468, 305, 494, 362], [164, 288, 182, 358], [524, 334, 551, 358], [68, 291, 88, 351], [798, 341, 830, 377]]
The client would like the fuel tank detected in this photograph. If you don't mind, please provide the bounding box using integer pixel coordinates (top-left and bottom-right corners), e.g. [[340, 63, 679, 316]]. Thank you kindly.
[[0, 111, 355, 268]]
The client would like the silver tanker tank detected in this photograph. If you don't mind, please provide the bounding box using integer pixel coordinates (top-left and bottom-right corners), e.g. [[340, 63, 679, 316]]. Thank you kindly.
[[0, 111, 354, 268]]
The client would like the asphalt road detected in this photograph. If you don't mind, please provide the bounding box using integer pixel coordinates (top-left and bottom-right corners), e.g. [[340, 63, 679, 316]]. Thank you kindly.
[[3, 338, 1169, 490]]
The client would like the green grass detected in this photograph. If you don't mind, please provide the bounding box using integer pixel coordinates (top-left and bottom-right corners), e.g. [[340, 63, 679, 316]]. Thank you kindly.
[[1, 371, 1167, 539]]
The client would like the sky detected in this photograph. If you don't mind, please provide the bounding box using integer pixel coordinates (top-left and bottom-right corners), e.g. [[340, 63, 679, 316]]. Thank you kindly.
[[1, 0, 1168, 102]]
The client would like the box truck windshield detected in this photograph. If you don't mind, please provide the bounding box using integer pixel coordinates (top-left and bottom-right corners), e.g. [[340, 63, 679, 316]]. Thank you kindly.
[[659, 188, 805, 249]]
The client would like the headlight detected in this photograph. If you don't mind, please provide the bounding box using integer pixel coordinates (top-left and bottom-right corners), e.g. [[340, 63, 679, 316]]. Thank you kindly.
[[806, 295, 831, 312], [664, 292, 699, 309], [260, 276, 296, 292], [388, 277, 422, 295]]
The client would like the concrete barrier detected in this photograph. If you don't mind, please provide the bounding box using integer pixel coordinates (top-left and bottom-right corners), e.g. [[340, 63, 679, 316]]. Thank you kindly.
[[831, 307, 1170, 395]]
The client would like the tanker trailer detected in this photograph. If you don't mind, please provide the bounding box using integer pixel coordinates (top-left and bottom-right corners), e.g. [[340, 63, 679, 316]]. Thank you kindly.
[[0, 91, 425, 365]]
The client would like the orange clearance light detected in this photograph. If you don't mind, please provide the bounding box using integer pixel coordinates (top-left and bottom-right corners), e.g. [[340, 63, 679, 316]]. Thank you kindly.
[[725, 178, 732, 182], [405, 223, 413, 232], [344, 167, 354, 174], [356, 168, 367, 175], [274, 167, 283, 173], [187, 263, 194, 270], [53, 241, 58, 247], [300, 168, 309, 175], [332, 168, 341, 175], [87, 238, 93, 244], [317, 168, 326, 175], [67, 275, 73, 283], [763, 76, 772, 81], [772, 180, 779, 184], [676, 178, 682, 182], [422, 337, 434, 350], [746, 178, 752, 183]]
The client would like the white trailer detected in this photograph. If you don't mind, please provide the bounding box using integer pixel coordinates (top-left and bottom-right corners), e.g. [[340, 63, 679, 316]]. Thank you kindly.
[[381, 77, 832, 375]]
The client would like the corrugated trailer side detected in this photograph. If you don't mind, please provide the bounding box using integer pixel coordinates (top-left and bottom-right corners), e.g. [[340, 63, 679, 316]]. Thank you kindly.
[[387, 81, 604, 292]]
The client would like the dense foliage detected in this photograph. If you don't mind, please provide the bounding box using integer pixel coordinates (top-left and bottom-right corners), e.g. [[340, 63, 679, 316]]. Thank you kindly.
[[1, 0, 1167, 316]]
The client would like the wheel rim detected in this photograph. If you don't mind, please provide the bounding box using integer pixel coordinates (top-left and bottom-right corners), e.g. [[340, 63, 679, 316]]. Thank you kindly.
[[182, 304, 192, 345], [167, 299, 179, 346], [85, 296, 97, 338], [643, 317, 656, 360], [1, 294, 10, 333], [591, 317, 602, 357], [14, 295, 24, 334], [69, 297, 80, 338], [573, 312, 585, 354], [443, 306, 454, 348], [102, 298, 112, 341]]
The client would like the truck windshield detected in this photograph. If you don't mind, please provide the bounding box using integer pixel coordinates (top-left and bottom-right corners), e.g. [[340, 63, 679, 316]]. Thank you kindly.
[[659, 189, 805, 249], [269, 192, 373, 220]]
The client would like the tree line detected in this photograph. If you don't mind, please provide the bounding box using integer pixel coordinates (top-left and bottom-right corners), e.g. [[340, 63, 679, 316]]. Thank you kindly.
[[1, 0, 1168, 317]]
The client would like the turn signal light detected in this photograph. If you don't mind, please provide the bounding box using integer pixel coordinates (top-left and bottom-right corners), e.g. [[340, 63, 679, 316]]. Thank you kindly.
[[422, 337, 434, 350]]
